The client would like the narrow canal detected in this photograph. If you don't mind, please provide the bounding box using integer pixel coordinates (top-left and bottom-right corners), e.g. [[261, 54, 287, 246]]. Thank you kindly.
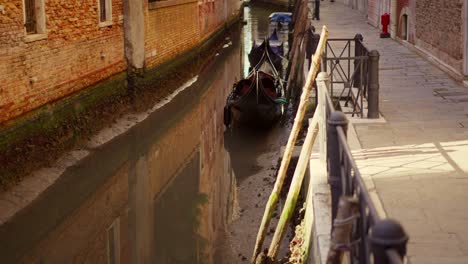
[[0, 3, 292, 264]]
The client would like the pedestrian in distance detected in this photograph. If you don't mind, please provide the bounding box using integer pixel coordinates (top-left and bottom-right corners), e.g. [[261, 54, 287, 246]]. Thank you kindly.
[[313, 0, 320, 21], [306, 25, 319, 69]]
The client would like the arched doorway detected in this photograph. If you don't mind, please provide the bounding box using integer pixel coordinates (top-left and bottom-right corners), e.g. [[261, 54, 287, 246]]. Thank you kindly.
[[402, 14, 408, 41], [399, 7, 411, 42]]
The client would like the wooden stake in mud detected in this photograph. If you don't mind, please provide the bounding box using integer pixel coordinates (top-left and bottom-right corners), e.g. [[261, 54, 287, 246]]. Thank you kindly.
[[267, 111, 319, 260], [285, 0, 308, 100], [251, 25, 329, 264], [326, 197, 359, 264]]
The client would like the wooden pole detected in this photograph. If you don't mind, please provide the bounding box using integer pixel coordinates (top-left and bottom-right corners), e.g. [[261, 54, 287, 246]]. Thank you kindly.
[[267, 111, 319, 260], [285, 0, 309, 100], [286, 0, 306, 70], [250, 25, 328, 264]]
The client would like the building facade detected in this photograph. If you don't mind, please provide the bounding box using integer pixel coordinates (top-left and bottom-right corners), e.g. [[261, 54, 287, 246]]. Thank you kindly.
[[341, 0, 467, 79], [414, 0, 464, 77], [0, 0, 240, 264], [0, 0, 126, 123], [0, 0, 241, 127]]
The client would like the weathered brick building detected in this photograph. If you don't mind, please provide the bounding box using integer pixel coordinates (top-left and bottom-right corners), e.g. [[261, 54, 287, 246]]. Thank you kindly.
[[0, 0, 242, 262], [393, 0, 464, 78], [340, 0, 467, 79], [145, 0, 201, 67], [415, 0, 464, 77], [0, 0, 126, 123], [0, 41, 241, 263], [0, 0, 241, 142]]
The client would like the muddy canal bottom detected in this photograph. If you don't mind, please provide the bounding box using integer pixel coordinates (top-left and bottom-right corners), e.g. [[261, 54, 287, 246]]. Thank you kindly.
[[216, 3, 293, 263]]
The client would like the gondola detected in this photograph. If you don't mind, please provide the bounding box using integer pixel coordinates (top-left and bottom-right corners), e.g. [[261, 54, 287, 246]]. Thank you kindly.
[[269, 12, 292, 23], [224, 46, 286, 128], [248, 30, 284, 73], [264, 29, 284, 57], [269, 12, 292, 29]]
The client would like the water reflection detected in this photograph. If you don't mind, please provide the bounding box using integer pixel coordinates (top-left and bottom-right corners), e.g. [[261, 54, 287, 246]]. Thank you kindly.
[[227, 3, 290, 181], [2, 3, 291, 264], [11, 31, 241, 264], [130, 39, 242, 263], [242, 4, 289, 77], [154, 152, 204, 263]]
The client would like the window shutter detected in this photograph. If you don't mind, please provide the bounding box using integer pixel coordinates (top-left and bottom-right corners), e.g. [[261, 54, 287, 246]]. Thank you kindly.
[[25, 0, 36, 33], [99, 0, 107, 22]]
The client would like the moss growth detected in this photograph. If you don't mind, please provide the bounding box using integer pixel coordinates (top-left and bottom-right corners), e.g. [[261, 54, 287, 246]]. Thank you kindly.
[[0, 72, 127, 152], [136, 15, 241, 88], [0, 16, 241, 152], [305, 101, 316, 114]]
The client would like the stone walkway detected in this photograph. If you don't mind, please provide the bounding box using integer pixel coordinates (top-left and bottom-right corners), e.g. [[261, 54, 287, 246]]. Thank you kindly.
[[313, 2, 468, 263]]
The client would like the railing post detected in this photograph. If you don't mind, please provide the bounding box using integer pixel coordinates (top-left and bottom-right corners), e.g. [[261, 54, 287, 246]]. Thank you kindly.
[[353, 34, 363, 88], [370, 219, 409, 264], [327, 111, 348, 223], [368, 50, 380, 118], [316, 72, 329, 163]]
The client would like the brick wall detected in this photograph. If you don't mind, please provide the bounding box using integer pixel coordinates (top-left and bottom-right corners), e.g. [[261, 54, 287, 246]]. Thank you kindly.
[[201, 0, 241, 39], [397, 0, 409, 13], [145, 0, 240, 68], [226, 0, 242, 23], [415, 0, 463, 73], [0, 0, 240, 126], [145, 1, 200, 68], [397, 0, 409, 22], [199, 0, 223, 39], [0, 0, 126, 123]]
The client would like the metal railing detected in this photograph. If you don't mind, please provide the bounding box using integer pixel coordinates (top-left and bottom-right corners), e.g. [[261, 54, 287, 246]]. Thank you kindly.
[[321, 35, 379, 118], [315, 72, 408, 264]]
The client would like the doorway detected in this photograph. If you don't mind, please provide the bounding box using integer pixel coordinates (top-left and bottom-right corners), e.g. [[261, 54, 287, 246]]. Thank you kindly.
[[402, 14, 408, 41]]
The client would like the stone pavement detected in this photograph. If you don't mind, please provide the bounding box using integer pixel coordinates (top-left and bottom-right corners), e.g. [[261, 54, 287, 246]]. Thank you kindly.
[[312, 1, 468, 263]]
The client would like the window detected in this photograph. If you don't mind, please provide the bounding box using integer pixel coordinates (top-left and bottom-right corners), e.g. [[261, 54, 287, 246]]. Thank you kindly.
[[24, 0, 36, 33], [23, 0, 46, 39], [98, 0, 112, 26]]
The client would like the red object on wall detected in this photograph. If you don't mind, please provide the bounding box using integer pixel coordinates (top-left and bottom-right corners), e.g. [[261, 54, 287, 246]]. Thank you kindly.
[[380, 13, 391, 38]]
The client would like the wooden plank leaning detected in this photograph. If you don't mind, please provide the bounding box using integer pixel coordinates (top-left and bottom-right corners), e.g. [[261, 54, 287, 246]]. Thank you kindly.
[[250, 25, 329, 264], [267, 108, 319, 260]]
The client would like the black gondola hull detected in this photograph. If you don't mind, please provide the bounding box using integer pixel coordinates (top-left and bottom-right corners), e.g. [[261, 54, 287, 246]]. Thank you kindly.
[[229, 99, 282, 127], [248, 40, 283, 72], [225, 72, 283, 128]]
